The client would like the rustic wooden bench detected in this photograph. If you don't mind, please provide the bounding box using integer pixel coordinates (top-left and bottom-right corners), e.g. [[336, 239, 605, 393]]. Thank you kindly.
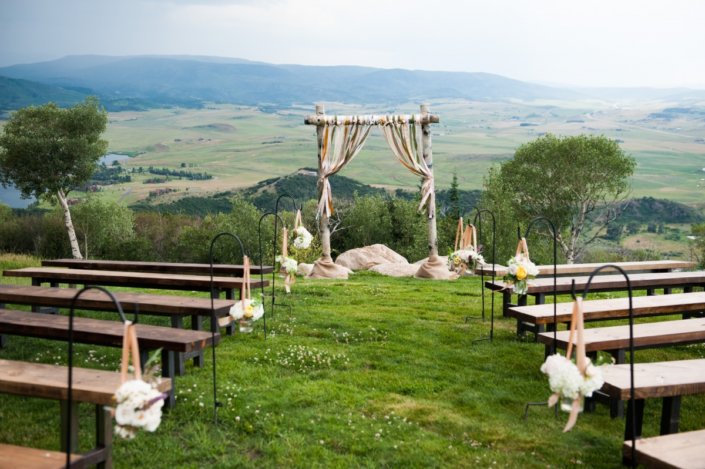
[[537, 318, 705, 360], [0, 284, 234, 374], [623, 428, 705, 468], [476, 260, 695, 278], [486, 271, 705, 316], [0, 307, 218, 408], [601, 359, 705, 440], [0, 443, 83, 469], [507, 291, 705, 336], [42, 258, 274, 276], [0, 358, 172, 469], [2, 267, 268, 300]]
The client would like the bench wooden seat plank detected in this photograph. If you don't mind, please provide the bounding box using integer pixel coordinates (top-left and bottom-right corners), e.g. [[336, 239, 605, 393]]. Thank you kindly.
[[477, 260, 695, 278], [0, 284, 234, 320], [537, 318, 705, 355], [0, 443, 82, 469], [507, 291, 705, 335], [3, 267, 268, 297], [623, 429, 705, 468], [42, 258, 274, 276]]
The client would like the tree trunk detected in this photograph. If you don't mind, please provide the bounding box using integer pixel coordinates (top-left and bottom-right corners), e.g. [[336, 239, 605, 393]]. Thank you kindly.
[[57, 189, 83, 259]]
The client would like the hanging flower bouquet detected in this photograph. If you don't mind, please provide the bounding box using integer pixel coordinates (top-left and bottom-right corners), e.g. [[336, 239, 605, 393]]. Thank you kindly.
[[276, 255, 298, 275], [229, 296, 264, 333], [504, 254, 540, 295], [447, 247, 485, 274], [540, 353, 604, 412], [112, 325, 167, 439], [293, 225, 313, 250], [114, 378, 167, 439]]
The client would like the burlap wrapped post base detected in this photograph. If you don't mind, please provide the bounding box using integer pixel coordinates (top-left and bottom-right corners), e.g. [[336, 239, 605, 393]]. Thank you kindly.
[[415, 255, 459, 280], [307, 255, 352, 279]]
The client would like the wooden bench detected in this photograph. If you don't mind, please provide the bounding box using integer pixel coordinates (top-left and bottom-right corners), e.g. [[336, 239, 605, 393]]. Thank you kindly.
[[476, 260, 695, 278], [0, 307, 218, 408], [42, 258, 274, 276], [486, 271, 705, 316], [601, 359, 705, 440], [537, 318, 705, 360], [507, 291, 705, 336], [0, 284, 235, 374], [2, 267, 268, 300], [0, 358, 172, 469], [0, 443, 83, 469], [623, 429, 705, 468]]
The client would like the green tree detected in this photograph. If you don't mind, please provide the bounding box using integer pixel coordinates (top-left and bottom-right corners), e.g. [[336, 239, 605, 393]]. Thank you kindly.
[[72, 197, 135, 259], [488, 134, 635, 263], [448, 171, 461, 220], [0, 97, 108, 258], [691, 224, 705, 268]]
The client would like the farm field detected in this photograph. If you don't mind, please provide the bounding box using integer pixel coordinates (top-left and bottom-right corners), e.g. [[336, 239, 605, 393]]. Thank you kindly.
[[2, 253, 705, 467], [99, 99, 705, 207]]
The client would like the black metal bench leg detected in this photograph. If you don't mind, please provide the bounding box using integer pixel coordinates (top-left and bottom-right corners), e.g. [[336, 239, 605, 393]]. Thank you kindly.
[[60, 400, 80, 452], [96, 404, 112, 469], [162, 349, 176, 409], [624, 399, 645, 441], [191, 314, 204, 368], [171, 316, 186, 376], [660, 396, 681, 435]]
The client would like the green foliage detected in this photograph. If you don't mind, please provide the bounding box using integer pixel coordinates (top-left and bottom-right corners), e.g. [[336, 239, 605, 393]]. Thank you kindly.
[[71, 197, 136, 259], [0, 97, 108, 200], [620, 196, 703, 224], [485, 133, 636, 263], [691, 223, 705, 268]]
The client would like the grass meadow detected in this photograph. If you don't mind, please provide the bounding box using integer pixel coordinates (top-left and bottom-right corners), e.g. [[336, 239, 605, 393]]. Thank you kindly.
[[1, 254, 705, 467], [100, 99, 705, 208]]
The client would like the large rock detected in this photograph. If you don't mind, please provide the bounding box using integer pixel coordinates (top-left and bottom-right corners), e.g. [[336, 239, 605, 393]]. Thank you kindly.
[[369, 263, 419, 277], [297, 263, 314, 277], [335, 244, 408, 271]]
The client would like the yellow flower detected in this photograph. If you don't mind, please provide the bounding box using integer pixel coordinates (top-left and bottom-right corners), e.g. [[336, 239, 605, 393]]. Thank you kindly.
[[244, 304, 254, 319], [516, 265, 527, 281]]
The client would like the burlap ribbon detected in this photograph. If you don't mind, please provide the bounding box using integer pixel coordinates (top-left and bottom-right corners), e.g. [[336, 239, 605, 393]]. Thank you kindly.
[[548, 297, 588, 432], [516, 237, 530, 260], [280, 227, 294, 293], [294, 209, 303, 231], [120, 320, 142, 383], [453, 217, 464, 251], [240, 255, 252, 305]]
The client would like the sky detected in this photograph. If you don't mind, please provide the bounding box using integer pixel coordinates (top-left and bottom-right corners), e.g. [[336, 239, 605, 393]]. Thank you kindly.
[[1, 0, 705, 89]]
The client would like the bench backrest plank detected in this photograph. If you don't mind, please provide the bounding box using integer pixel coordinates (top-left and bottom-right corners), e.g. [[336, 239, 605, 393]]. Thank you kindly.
[[623, 429, 705, 469], [0, 308, 219, 352], [3, 267, 268, 291], [0, 359, 171, 405], [537, 318, 705, 352], [601, 358, 705, 400], [508, 291, 705, 325], [0, 284, 234, 317], [42, 258, 274, 276]]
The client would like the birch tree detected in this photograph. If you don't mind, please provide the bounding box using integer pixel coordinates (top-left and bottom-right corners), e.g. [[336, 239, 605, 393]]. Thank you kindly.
[[492, 133, 636, 263], [0, 97, 108, 259]]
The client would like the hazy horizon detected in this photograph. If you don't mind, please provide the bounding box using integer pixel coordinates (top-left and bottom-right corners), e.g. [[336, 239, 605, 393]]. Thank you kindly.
[[2, 0, 705, 89]]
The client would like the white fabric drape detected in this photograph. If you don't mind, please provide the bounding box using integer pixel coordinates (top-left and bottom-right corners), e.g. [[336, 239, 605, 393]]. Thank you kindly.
[[380, 117, 435, 218], [317, 119, 373, 218]]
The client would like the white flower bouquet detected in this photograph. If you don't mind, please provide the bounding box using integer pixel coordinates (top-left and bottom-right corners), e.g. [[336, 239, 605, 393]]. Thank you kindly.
[[293, 226, 313, 250], [447, 247, 485, 273], [229, 296, 264, 332], [504, 254, 540, 295], [113, 379, 166, 439], [540, 353, 604, 411], [276, 255, 298, 275]]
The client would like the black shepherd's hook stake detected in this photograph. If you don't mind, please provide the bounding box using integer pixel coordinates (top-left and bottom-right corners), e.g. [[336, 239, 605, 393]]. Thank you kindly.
[[270, 193, 298, 319], [577, 265, 635, 468], [470, 208, 497, 343], [522, 216, 558, 353], [257, 211, 289, 323], [66, 285, 135, 467], [209, 231, 246, 424]]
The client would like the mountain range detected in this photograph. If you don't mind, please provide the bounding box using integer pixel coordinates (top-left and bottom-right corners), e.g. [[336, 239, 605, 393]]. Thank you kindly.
[[3, 55, 704, 112]]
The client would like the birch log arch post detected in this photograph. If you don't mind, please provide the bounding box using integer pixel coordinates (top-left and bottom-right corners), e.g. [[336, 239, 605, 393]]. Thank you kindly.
[[304, 104, 453, 280]]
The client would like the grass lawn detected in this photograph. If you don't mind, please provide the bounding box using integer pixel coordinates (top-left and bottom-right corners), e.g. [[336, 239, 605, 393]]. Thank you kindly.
[[1, 254, 704, 467]]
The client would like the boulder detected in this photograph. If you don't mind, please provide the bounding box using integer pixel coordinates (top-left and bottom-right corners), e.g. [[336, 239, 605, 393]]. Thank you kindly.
[[335, 244, 408, 271], [369, 263, 419, 277], [297, 263, 314, 277]]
